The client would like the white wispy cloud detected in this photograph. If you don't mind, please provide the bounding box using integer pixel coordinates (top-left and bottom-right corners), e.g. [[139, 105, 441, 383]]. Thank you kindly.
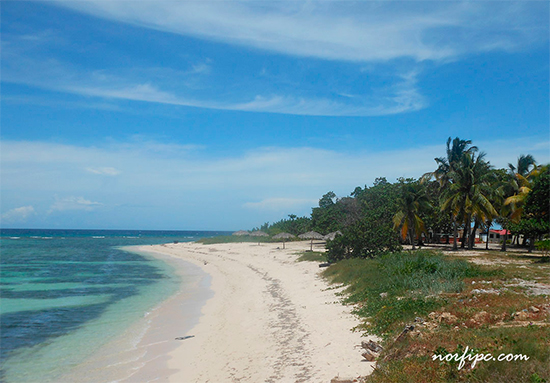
[[49, 196, 103, 213], [2, 49, 425, 116], [229, 84, 426, 116], [73, 82, 425, 116], [85, 167, 121, 176], [190, 62, 211, 75], [4, 2, 545, 117], [53, 1, 547, 62], [1, 206, 36, 223]]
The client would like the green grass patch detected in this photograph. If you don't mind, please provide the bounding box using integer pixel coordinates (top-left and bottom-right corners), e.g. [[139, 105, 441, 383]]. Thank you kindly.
[[366, 326, 550, 383], [323, 250, 490, 337], [322, 249, 550, 383], [296, 251, 327, 262]]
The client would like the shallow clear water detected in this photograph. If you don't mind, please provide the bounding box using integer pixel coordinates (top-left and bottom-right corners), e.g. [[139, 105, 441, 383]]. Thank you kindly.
[[0, 229, 227, 382]]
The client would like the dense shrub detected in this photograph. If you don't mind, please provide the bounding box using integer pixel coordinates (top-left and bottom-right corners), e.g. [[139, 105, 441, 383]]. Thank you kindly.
[[326, 219, 401, 262]]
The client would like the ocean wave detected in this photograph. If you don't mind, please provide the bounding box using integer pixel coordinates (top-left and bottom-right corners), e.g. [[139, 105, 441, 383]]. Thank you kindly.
[[92, 236, 106, 239]]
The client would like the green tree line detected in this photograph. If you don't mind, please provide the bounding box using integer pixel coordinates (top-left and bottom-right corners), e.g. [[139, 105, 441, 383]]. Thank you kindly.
[[260, 137, 549, 261]]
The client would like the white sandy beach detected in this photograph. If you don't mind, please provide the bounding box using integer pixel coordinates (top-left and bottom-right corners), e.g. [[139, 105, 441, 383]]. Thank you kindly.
[[138, 240, 377, 382]]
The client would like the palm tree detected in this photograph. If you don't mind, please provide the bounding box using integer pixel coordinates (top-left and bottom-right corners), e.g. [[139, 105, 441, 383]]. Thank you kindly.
[[491, 168, 520, 251], [393, 180, 431, 250], [508, 154, 537, 178], [441, 152, 497, 250], [465, 160, 499, 249], [425, 137, 478, 186], [505, 155, 539, 223], [483, 169, 510, 250], [422, 138, 477, 250], [421, 138, 479, 250]]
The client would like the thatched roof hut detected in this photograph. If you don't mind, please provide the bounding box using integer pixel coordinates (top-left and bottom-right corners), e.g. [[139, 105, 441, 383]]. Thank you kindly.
[[298, 231, 324, 240], [298, 231, 324, 251], [232, 230, 249, 236], [250, 230, 269, 245], [324, 231, 342, 241], [249, 231, 269, 237], [273, 232, 295, 249], [274, 232, 295, 239]]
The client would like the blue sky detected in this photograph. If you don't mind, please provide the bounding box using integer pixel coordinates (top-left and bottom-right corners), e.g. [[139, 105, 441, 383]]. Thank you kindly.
[[1, 1, 549, 231]]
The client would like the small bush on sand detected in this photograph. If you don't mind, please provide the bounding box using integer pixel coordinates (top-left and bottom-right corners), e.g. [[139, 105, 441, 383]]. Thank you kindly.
[[326, 220, 401, 262]]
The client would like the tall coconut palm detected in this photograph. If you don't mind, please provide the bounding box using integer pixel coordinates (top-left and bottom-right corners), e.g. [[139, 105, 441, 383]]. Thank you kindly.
[[465, 156, 499, 249], [490, 172, 517, 251], [426, 137, 478, 186], [422, 137, 479, 250], [505, 154, 539, 223], [393, 180, 431, 250], [481, 169, 509, 250], [441, 152, 497, 250], [508, 154, 537, 178], [467, 187, 499, 249]]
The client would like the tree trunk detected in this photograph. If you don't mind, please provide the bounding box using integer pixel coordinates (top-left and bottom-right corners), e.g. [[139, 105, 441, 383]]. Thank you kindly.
[[469, 220, 479, 250], [501, 230, 508, 252], [409, 226, 416, 250], [460, 216, 469, 249], [452, 217, 458, 251], [528, 236, 535, 253], [485, 221, 491, 250]]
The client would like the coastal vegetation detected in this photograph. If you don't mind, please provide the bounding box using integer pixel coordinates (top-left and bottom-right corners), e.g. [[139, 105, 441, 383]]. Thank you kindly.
[[322, 250, 550, 383], [295, 251, 326, 263], [323, 251, 485, 336], [251, 137, 550, 257]]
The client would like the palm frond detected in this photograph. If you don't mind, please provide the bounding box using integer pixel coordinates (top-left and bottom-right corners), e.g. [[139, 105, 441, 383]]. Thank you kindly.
[[392, 211, 405, 229]]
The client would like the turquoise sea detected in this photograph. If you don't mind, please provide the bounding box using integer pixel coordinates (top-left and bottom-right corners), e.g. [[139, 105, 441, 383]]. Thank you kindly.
[[0, 229, 227, 383]]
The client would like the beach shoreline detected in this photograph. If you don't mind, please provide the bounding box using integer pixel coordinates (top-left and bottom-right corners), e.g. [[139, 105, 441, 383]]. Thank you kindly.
[[54, 245, 212, 383], [133, 240, 377, 382]]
